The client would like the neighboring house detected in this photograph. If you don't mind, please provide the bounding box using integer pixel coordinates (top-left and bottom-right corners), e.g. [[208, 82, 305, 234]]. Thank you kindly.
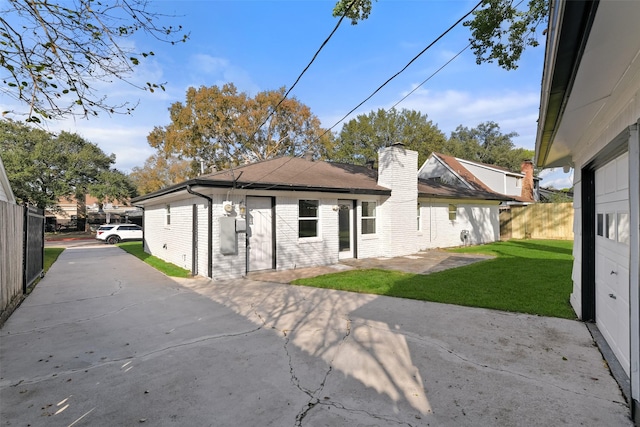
[[536, 0, 640, 420], [0, 156, 16, 204], [47, 195, 142, 230], [418, 152, 539, 205], [132, 144, 511, 280], [538, 187, 574, 203]]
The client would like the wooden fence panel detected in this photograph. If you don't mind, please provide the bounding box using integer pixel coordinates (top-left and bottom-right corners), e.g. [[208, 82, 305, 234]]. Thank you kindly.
[[501, 203, 574, 240], [0, 201, 24, 316]]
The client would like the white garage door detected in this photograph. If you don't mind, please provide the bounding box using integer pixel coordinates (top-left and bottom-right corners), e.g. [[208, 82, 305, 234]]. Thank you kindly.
[[595, 152, 630, 375]]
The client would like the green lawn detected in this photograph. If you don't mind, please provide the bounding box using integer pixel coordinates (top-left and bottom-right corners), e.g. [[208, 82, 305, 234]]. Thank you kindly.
[[44, 247, 64, 272], [292, 239, 576, 319], [117, 241, 192, 278]]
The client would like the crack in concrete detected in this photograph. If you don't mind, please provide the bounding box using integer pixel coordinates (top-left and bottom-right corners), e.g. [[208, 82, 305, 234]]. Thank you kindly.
[[292, 318, 352, 427], [318, 400, 418, 427]]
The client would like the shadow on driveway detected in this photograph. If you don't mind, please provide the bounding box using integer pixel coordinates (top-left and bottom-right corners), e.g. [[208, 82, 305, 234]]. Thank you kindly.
[[0, 245, 632, 426]]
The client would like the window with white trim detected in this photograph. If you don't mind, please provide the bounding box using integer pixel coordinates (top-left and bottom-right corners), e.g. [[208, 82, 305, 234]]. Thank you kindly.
[[361, 201, 376, 234], [448, 204, 457, 221], [299, 200, 319, 238]]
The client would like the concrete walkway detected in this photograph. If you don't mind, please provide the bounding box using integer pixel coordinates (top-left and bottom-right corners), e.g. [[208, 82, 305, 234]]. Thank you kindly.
[[0, 245, 632, 426], [247, 249, 493, 283]]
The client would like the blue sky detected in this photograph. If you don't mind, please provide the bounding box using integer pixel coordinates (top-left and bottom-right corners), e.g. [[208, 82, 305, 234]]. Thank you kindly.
[[5, 0, 572, 188]]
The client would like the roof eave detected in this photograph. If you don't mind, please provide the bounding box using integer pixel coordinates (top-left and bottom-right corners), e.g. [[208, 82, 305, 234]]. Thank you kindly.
[[132, 179, 391, 204], [535, 0, 600, 168]]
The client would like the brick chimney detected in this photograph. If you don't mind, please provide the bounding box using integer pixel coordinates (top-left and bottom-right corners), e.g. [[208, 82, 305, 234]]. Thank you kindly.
[[377, 143, 418, 257], [521, 160, 534, 202]]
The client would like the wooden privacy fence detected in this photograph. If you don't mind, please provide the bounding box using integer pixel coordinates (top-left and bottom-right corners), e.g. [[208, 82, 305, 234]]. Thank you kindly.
[[0, 201, 44, 324], [500, 202, 574, 240]]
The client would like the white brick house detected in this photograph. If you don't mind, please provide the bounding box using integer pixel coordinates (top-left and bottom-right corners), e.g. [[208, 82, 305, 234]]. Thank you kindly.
[[132, 144, 511, 281], [0, 156, 16, 204]]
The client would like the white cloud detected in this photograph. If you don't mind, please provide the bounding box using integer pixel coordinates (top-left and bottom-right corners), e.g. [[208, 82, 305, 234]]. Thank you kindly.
[[390, 87, 541, 149], [539, 168, 574, 189], [188, 54, 260, 95]]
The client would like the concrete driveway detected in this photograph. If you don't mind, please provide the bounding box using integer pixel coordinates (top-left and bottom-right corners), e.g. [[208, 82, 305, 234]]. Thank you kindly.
[[0, 245, 632, 426]]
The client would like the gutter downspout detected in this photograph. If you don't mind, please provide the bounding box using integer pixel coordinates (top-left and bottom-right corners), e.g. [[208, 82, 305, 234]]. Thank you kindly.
[[187, 185, 213, 278]]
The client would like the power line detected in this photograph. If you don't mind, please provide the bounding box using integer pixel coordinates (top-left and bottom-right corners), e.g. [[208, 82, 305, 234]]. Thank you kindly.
[[389, 43, 471, 111], [318, 0, 483, 139], [253, 0, 361, 134]]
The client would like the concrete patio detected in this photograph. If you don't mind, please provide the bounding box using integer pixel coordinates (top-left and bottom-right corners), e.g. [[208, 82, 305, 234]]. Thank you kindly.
[[0, 244, 632, 426]]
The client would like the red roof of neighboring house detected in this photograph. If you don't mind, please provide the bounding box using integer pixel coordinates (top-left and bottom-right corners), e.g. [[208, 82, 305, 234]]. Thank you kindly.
[[418, 178, 511, 201], [431, 153, 497, 194]]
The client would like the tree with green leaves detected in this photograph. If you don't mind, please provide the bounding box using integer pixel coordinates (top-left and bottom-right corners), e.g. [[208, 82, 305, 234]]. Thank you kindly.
[[129, 153, 194, 195], [330, 108, 447, 166], [0, 119, 136, 209], [332, 0, 548, 70], [1, 0, 188, 122], [148, 83, 333, 171], [444, 121, 534, 172]]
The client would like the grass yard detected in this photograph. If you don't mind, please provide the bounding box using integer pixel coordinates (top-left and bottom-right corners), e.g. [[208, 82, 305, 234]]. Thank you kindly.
[[44, 247, 64, 272], [292, 239, 576, 319], [118, 241, 191, 278]]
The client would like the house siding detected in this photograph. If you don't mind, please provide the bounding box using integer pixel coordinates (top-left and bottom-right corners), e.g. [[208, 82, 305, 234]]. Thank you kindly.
[[274, 197, 339, 271], [144, 198, 199, 272], [418, 157, 466, 188], [418, 200, 500, 249], [569, 87, 640, 319], [355, 198, 384, 260], [462, 163, 522, 197], [378, 145, 419, 257], [210, 193, 246, 281]]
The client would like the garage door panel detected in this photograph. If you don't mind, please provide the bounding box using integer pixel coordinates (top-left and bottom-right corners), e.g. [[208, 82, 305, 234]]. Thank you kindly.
[[616, 264, 630, 303], [595, 168, 605, 196], [616, 152, 629, 191], [604, 161, 617, 193], [595, 152, 630, 376]]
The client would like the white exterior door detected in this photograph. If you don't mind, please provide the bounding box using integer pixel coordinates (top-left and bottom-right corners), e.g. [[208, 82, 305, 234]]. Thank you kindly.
[[595, 152, 630, 375], [247, 196, 273, 272], [338, 200, 353, 260]]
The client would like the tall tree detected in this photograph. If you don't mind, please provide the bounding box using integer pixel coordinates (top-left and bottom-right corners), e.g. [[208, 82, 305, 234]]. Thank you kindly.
[[331, 108, 447, 166], [1, 0, 188, 122], [444, 121, 533, 171], [148, 84, 333, 171], [332, 0, 548, 70], [129, 153, 193, 195], [0, 119, 135, 208]]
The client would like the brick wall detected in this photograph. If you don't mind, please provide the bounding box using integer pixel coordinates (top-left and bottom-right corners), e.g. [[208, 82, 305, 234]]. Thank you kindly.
[[274, 196, 339, 271], [417, 201, 500, 249], [377, 144, 419, 257]]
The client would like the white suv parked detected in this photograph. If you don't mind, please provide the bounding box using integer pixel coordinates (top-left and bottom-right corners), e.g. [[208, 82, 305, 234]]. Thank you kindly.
[[96, 224, 143, 244]]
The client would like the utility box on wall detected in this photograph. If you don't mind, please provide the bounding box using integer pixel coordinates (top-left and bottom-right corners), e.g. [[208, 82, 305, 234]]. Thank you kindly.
[[235, 219, 246, 233], [219, 216, 237, 255]]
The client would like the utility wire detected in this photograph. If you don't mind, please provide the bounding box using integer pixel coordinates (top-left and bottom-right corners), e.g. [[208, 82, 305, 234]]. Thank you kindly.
[[253, 0, 361, 135], [236, 1, 483, 190], [318, 0, 483, 139], [389, 42, 471, 111]]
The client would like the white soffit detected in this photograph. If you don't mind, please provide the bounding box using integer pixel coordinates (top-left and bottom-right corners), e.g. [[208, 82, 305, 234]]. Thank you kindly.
[[549, 0, 640, 167]]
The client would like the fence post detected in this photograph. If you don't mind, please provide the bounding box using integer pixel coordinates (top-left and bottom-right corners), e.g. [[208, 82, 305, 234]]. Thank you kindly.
[[22, 203, 27, 294]]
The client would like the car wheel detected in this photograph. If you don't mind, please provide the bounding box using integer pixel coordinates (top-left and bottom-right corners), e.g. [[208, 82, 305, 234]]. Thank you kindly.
[[106, 235, 120, 244]]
